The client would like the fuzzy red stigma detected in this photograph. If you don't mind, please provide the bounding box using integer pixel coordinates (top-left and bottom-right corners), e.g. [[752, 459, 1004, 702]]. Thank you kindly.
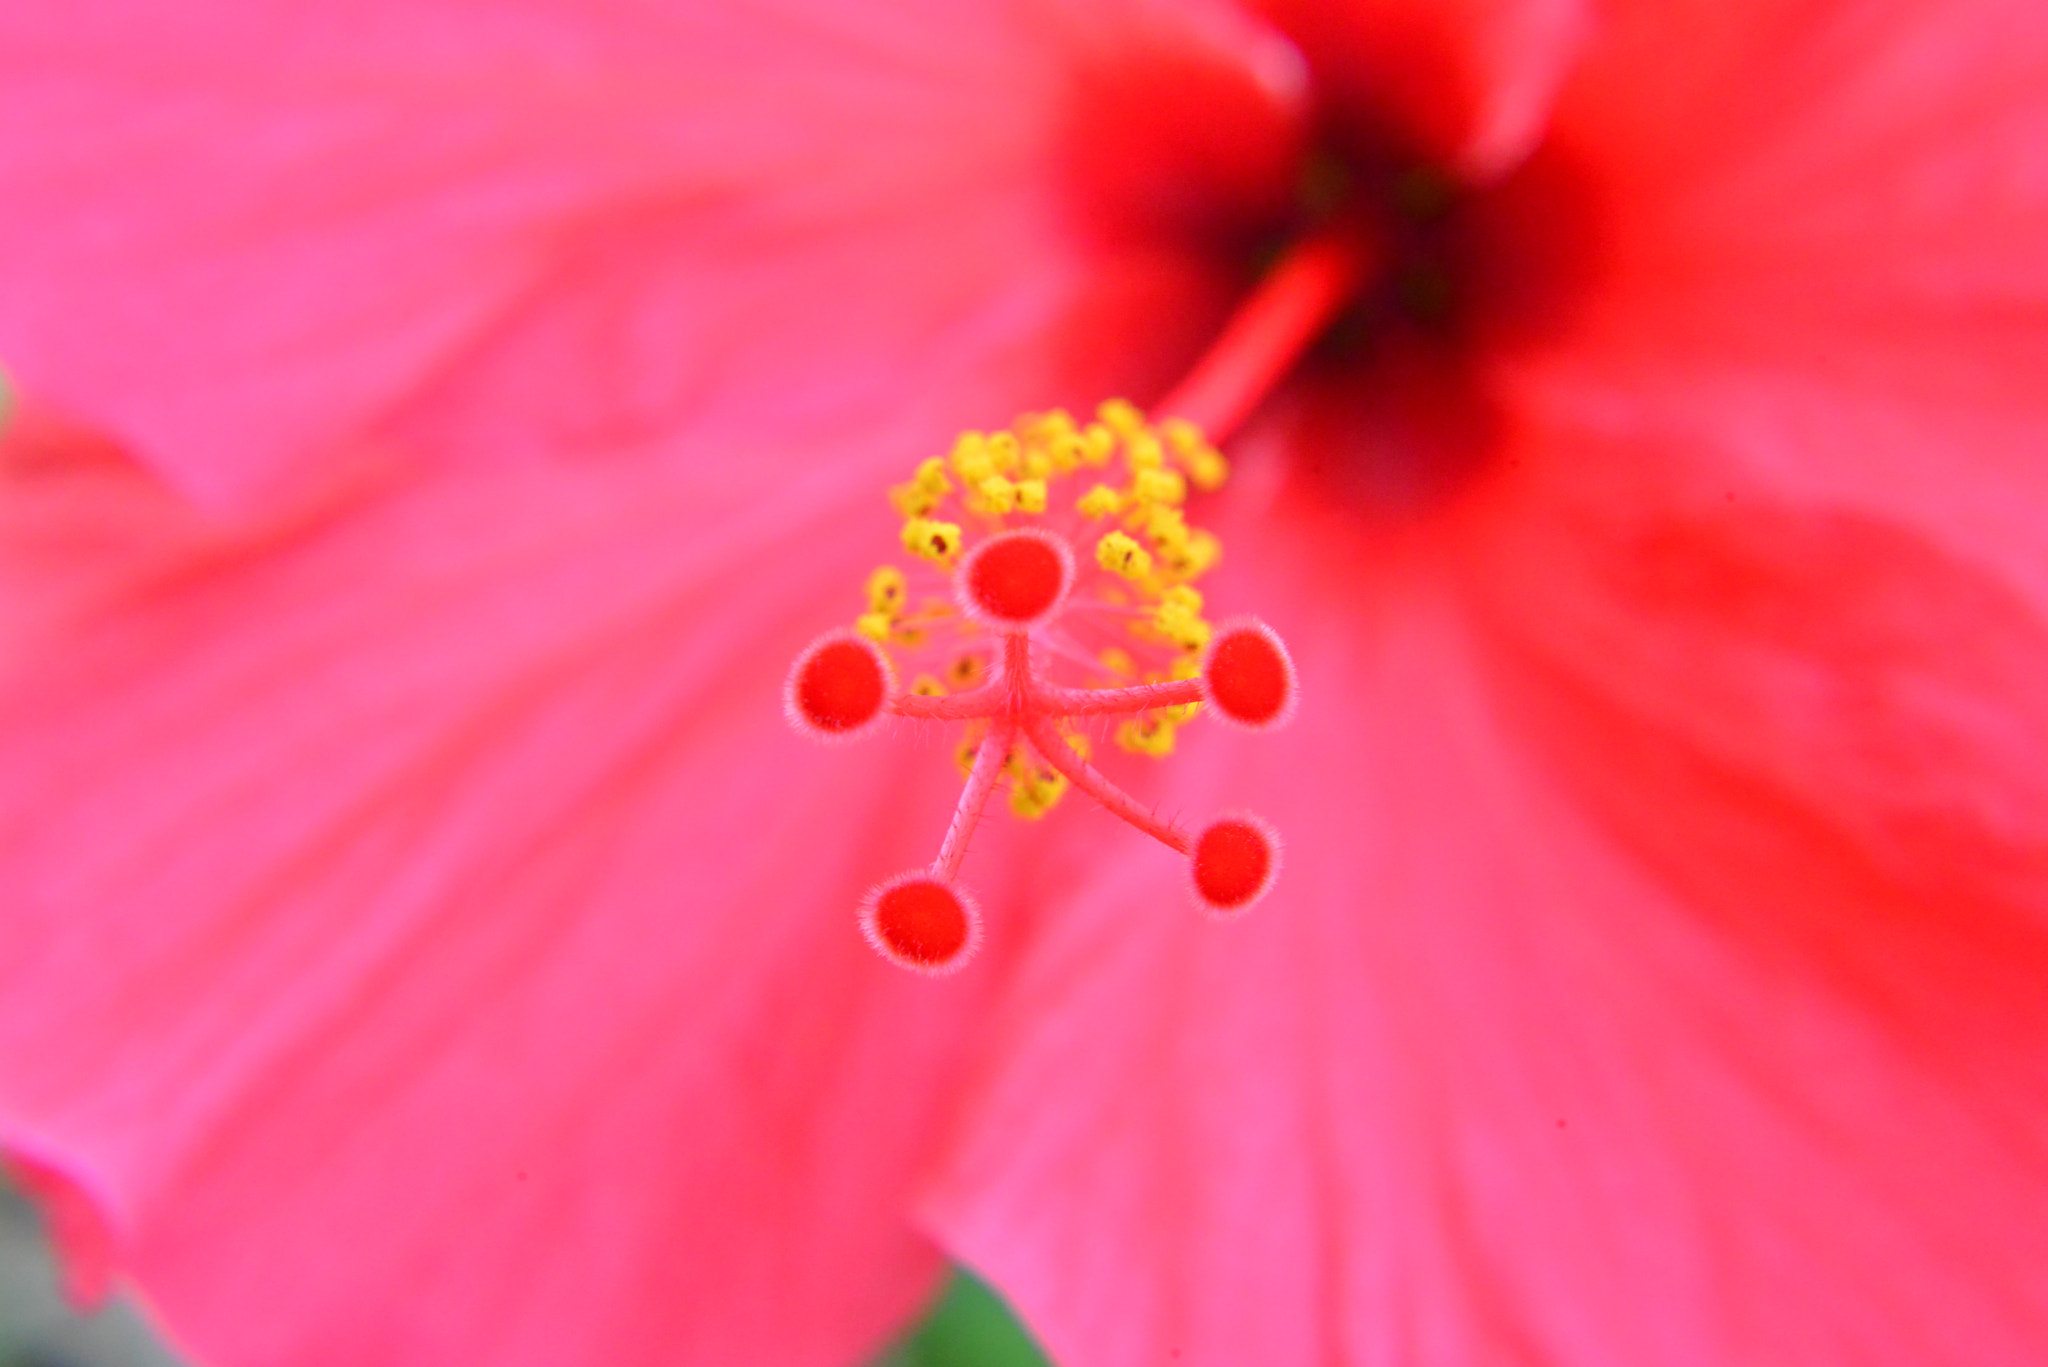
[[861, 874, 980, 975], [1202, 618, 1297, 729], [1190, 814, 1280, 916], [785, 631, 892, 741], [959, 528, 1073, 629]]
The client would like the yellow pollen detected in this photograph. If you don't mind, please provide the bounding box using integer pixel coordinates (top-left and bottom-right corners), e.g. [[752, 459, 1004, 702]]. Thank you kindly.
[[1133, 505, 1191, 560], [1016, 479, 1048, 514], [1133, 466, 1187, 507], [902, 517, 963, 563], [856, 612, 892, 642], [1151, 601, 1212, 651], [1098, 398, 1145, 435], [1161, 527, 1221, 578], [1160, 417, 1231, 491], [1097, 530, 1153, 580], [912, 674, 947, 697], [1124, 433, 1165, 471], [1116, 713, 1178, 757], [1079, 423, 1116, 466], [1077, 484, 1124, 519], [889, 458, 955, 517], [867, 565, 908, 615], [1098, 647, 1137, 679], [950, 433, 996, 484], [986, 431, 1022, 475], [969, 474, 1019, 516]]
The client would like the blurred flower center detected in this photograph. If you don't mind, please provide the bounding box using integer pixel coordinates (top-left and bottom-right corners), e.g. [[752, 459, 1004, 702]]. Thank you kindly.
[[1055, 11, 1600, 518]]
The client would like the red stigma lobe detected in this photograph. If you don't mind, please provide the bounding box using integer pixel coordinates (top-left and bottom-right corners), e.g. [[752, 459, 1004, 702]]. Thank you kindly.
[[786, 632, 891, 740], [1202, 619, 1297, 729], [961, 528, 1072, 629], [862, 874, 980, 975], [1191, 815, 1279, 915]]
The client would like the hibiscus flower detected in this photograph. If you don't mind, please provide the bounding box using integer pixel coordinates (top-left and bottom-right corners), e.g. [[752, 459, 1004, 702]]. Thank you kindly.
[[3, 1, 2046, 1366]]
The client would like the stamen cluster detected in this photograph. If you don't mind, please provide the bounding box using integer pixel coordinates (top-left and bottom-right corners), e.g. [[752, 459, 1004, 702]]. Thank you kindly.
[[786, 402, 1296, 974]]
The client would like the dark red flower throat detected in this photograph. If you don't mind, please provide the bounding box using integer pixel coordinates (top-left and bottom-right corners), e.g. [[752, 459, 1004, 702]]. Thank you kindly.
[[1056, 8, 1598, 514]]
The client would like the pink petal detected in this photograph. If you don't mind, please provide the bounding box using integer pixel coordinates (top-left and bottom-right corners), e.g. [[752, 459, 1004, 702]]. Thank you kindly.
[[0, 421, 1017, 1367], [1525, 0, 2048, 608], [922, 516, 2048, 1363], [0, 0, 1277, 511]]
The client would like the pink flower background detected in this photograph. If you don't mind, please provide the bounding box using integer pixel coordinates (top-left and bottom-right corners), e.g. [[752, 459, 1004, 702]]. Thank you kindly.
[[1, 1, 2045, 1365]]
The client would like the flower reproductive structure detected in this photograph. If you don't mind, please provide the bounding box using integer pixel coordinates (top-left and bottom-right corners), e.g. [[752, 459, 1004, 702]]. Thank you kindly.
[[786, 400, 1297, 974]]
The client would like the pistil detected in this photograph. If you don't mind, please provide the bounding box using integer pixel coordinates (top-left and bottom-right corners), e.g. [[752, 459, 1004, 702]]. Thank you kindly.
[[788, 225, 1373, 973], [1158, 222, 1381, 443]]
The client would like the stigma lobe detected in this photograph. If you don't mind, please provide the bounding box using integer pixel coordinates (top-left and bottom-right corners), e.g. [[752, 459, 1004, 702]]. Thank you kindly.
[[786, 632, 892, 740], [1202, 619, 1297, 729], [960, 528, 1074, 629], [1190, 814, 1280, 916], [861, 874, 981, 975]]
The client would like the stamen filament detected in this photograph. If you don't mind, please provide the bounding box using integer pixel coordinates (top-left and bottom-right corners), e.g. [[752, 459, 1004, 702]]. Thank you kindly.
[[1022, 715, 1190, 856], [935, 723, 1016, 881], [1156, 223, 1380, 444]]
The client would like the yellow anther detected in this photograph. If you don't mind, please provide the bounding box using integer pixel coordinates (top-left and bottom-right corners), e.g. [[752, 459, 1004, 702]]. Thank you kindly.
[[902, 518, 963, 563], [986, 431, 1022, 475], [1096, 530, 1153, 580], [856, 612, 892, 642], [946, 653, 986, 688], [954, 737, 982, 778], [1188, 451, 1229, 491], [1023, 409, 1078, 442], [1077, 484, 1124, 519], [1079, 422, 1117, 465], [1098, 647, 1137, 678], [1009, 768, 1068, 820], [1007, 731, 1092, 819], [1116, 714, 1178, 757], [970, 474, 1018, 516], [1097, 398, 1145, 434], [1016, 478, 1048, 514], [1162, 584, 1204, 614], [866, 565, 908, 616], [890, 456, 954, 514], [1133, 466, 1187, 506], [1151, 603, 1212, 652], [1159, 417, 1204, 456], [951, 432, 997, 484], [1135, 504, 1191, 556], [1158, 419, 1230, 491], [911, 674, 947, 697], [1161, 527, 1221, 579], [1125, 432, 1165, 471], [890, 477, 943, 518]]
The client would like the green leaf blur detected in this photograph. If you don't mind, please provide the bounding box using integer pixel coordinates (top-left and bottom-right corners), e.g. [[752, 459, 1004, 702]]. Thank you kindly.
[[870, 1270, 1053, 1367]]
